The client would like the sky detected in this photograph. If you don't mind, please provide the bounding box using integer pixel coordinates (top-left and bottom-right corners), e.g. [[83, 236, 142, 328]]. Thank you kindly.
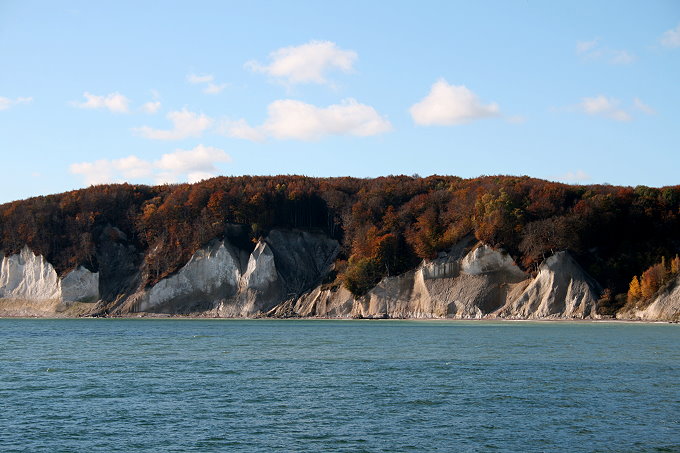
[[0, 0, 679, 203]]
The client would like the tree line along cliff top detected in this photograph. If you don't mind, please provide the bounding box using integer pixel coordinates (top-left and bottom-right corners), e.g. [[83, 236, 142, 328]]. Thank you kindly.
[[1, 175, 678, 306]]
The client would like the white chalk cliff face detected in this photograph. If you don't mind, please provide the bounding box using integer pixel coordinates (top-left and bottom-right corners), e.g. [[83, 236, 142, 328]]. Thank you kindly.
[[138, 240, 243, 312], [61, 266, 100, 302], [0, 246, 99, 303], [106, 239, 604, 319], [3, 234, 677, 320], [617, 275, 680, 321], [461, 245, 527, 280], [351, 244, 531, 319], [240, 241, 278, 291], [273, 244, 603, 319], [129, 230, 337, 316], [495, 251, 600, 319]]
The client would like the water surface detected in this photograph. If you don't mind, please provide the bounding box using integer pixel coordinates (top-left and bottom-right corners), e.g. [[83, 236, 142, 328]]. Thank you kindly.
[[1, 319, 678, 452]]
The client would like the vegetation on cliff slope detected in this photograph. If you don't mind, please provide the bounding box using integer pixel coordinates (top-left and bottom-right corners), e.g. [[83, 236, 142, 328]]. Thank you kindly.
[[625, 255, 680, 310], [1, 175, 678, 302]]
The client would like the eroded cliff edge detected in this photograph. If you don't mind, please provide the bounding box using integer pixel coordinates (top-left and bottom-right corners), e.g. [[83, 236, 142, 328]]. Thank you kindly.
[[4, 230, 673, 320], [269, 243, 602, 319]]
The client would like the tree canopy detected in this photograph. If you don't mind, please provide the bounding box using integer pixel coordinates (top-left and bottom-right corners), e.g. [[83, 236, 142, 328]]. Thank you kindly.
[[1, 175, 678, 298]]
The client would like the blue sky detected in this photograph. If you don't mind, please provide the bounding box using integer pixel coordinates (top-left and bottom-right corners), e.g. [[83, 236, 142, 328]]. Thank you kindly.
[[1, 1, 679, 203]]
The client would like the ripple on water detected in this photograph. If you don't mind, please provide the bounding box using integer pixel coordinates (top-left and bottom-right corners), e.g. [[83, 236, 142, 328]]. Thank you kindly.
[[0, 319, 679, 453]]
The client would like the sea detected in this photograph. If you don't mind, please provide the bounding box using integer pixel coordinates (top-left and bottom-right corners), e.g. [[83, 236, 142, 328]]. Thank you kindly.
[[1, 319, 678, 452]]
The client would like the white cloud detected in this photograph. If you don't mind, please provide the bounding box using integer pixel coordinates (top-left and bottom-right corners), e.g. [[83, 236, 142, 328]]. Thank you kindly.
[[134, 108, 213, 140], [556, 170, 591, 184], [0, 96, 32, 110], [153, 172, 177, 185], [186, 171, 218, 183], [660, 23, 680, 48], [115, 155, 154, 179], [576, 38, 635, 64], [222, 119, 267, 142], [609, 50, 635, 65], [70, 145, 231, 186], [70, 161, 115, 186], [187, 73, 227, 95], [140, 101, 162, 114], [70, 156, 153, 186], [203, 83, 227, 94], [155, 145, 231, 182], [633, 97, 656, 115], [187, 73, 214, 84], [505, 115, 526, 124], [580, 95, 631, 122], [246, 40, 357, 85], [581, 96, 614, 114], [409, 79, 499, 126], [220, 98, 392, 142], [73, 92, 130, 113], [576, 39, 599, 55]]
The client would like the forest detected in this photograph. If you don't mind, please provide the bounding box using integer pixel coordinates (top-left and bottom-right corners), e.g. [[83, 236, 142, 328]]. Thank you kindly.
[[1, 175, 679, 310]]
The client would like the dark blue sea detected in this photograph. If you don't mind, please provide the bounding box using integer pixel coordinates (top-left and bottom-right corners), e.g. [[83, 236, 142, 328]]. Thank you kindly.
[[1, 319, 678, 452]]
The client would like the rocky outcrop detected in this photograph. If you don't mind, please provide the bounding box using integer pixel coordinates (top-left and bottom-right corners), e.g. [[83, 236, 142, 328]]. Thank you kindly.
[[0, 246, 99, 303], [494, 251, 600, 319], [0, 247, 61, 301], [0, 246, 99, 316], [96, 226, 142, 302], [284, 244, 527, 319], [134, 240, 244, 313], [460, 245, 527, 280], [267, 285, 356, 318], [116, 229, 339, 317], [616, 275, 680, 321], [269, 244, 603, 320], [265, 229, 339, 298], [61, 266, 100, 303], [3, 231, 675, 321]]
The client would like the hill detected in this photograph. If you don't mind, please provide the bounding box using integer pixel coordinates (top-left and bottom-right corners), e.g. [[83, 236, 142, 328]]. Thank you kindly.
[[1, 175, 679, 318]]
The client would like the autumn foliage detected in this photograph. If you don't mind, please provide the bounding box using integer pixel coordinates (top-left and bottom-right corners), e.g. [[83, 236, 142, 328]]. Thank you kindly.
[[1, 175, 678, 297], [627, 255, 680, 306]]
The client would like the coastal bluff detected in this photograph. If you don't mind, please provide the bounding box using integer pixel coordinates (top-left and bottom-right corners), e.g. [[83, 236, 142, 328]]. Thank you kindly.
[[2, 233, 675, 320], [1, 175, 678, 320]]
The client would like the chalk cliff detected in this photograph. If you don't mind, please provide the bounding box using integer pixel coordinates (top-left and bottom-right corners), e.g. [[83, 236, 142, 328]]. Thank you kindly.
[[0, 246, 99, 316], [0, 246, 61, 301], [105, 229, 339, 317], [0, 233, 676, 320], [0, 246, 98, 303], [494, 251, 600, 319], [616, 275, 680, 322], [271, 244, 602, 319]]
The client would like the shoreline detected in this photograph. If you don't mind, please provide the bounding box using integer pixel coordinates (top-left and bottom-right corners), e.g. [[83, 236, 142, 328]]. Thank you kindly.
[[0, 313, 676, 324]]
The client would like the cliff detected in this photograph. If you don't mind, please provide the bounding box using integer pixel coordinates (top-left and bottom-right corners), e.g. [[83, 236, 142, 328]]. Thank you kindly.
[[494, 251, 600, 319], [95, 228, 339, 317], [1, 235, 629, 320], [1, 175, 678, 320], [616, 275, 680, 322], [269, 243, 603, 319], [0, 246, 99, 316]]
